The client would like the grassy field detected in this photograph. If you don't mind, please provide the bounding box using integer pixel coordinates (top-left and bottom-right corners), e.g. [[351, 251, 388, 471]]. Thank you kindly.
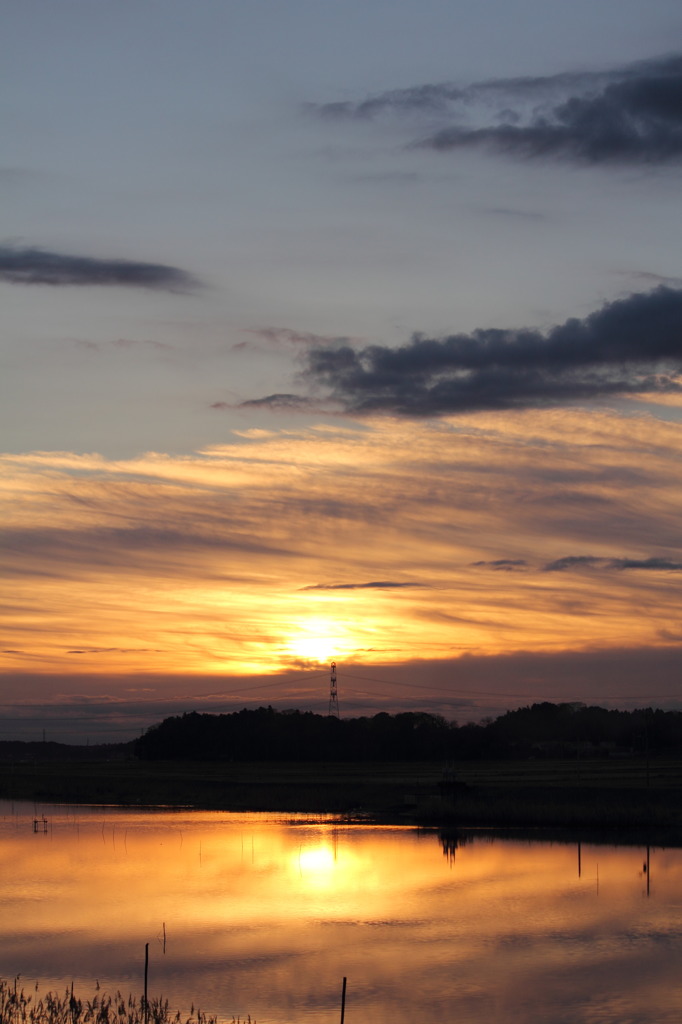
[[2, 755, 682, 834]]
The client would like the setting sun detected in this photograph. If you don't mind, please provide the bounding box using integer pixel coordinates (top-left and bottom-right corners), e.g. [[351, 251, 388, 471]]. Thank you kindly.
[[284, 617, 350, 665]]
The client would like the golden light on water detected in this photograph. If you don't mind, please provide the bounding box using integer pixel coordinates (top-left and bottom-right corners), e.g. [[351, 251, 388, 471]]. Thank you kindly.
[[3, 808, 682, 1024], [295, 842, 338, 886]]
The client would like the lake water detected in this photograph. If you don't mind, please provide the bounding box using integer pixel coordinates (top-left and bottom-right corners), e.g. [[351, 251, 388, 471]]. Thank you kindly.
[[1, 801, 681, 1024]]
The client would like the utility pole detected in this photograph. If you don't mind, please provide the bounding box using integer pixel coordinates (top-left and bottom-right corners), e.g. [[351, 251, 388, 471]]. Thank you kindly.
[[328, 661, 339, 718]]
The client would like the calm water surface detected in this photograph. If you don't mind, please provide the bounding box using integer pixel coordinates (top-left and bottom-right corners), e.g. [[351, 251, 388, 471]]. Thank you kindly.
[[1, 801, 681, 1024]]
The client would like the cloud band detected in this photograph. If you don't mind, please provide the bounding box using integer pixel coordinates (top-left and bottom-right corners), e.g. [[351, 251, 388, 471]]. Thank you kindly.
[[0, 245, 200, 291], [298, 286, 682, 415]]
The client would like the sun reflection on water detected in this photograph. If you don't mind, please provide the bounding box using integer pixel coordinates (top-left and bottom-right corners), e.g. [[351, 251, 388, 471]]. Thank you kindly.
[[2, 806, 682, 1024], [297, 843, 336, 878]]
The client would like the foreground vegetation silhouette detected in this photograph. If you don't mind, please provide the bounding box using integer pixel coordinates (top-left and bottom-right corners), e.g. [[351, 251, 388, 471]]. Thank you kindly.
[[0, 980, 252, 1024]]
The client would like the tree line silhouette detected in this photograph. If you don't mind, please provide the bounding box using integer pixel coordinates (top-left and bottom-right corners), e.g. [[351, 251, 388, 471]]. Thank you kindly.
[[134, 702, 682, 761]]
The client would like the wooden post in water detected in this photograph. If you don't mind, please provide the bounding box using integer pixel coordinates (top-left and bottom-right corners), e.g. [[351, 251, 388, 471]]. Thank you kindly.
[[144, 943, 149, 1024], [340, 976, 347, 1024]]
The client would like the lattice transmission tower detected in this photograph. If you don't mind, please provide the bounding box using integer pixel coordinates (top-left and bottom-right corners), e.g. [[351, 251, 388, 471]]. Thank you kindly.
[[328, 661, 339, 718]]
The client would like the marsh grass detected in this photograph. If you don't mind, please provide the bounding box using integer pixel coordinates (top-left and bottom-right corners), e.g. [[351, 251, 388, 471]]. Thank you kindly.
[[0, 981, 253, 1024]]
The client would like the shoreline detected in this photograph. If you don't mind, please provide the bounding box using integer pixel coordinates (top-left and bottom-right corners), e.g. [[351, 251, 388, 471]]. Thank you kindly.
[[2, 757, 682, 840]]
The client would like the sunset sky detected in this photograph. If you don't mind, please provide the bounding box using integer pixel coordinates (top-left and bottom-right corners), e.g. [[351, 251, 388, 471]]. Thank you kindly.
[[2, 1, 682, 741]]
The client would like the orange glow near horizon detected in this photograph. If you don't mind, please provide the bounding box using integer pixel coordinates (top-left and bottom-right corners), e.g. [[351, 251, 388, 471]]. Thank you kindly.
[[2, 408, 682, 688], [282, 616, 355, 665]]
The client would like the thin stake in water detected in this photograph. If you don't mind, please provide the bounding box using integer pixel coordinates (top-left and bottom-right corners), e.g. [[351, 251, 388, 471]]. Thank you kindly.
[[340, 977, 347, 1024], [144, 943, 149, 1024]]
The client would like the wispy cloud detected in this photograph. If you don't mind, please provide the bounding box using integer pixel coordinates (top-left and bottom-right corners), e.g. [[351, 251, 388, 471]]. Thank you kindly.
[[470, 560, 529, 572], [71, 337, 175, 356], [246, 327, 362, 348], [2, 412, 682, 683], [543, 555, 682, 572], [302, 581, 426, 591], [1, 523, 291, 577], [294, 287, 682, 415], [0, 244, 200, 291], [626, 271, 682, 287], [473, 554, 682, 573], [66, 647, 162, 655], [233, 393, 317, 411], [111, 338, 174, 352], [314, 55, 682, 166]]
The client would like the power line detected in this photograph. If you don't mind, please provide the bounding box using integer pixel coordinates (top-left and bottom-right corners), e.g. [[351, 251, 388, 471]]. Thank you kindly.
[[341, 670, 682, 704]]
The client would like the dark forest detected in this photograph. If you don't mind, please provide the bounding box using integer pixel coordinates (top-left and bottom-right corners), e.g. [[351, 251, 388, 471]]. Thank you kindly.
[[133, 702, 682, 762]]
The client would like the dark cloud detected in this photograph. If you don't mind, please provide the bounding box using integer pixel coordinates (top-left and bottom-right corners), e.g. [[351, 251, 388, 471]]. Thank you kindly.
[[0, 245, 200, 291], [314, 67, 614, 120], [543, 556, 604, 572], [316, 55, 682, 166], [615, 557, 682, 570], [659, 629, 682, 642], [314, 82, 469, 120], [230, 328, 363, 358], [544, 555, 682, 572], [302, 580, 426, 591], [422, 70, 682, 164], [470, 554, 682, 573], [237, 393, 316, 411], [470, 560, 528, 572], [67, 648, 161, 655], [295, 286, 682, 415]]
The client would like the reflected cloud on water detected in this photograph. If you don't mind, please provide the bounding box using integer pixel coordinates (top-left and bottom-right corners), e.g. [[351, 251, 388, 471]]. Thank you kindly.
[[1, 803, 681, 1024]]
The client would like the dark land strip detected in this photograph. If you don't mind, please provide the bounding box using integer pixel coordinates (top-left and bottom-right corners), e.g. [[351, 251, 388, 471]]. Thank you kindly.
[[2, 755, 682, 842]]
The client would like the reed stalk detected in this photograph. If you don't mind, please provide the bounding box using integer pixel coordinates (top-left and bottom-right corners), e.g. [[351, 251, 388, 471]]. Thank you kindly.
[[0, 980, 253, 1024]]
